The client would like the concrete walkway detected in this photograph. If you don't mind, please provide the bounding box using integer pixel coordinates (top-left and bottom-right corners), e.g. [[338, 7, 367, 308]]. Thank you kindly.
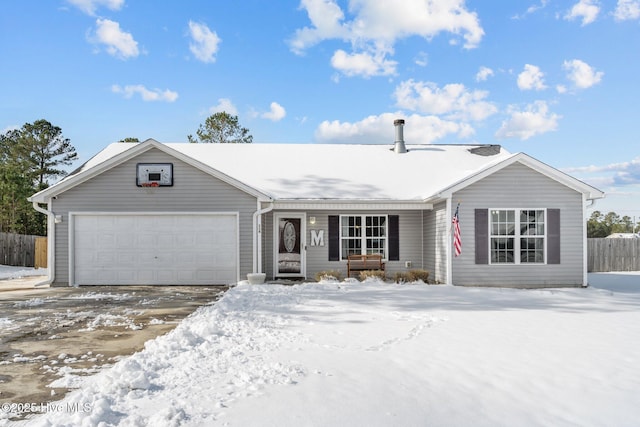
[[0, 275, 49, 294]]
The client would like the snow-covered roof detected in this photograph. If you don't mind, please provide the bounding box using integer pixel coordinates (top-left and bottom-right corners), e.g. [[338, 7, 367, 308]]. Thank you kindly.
[[70, 141, 514, 201], [32, 140, 604, 203]]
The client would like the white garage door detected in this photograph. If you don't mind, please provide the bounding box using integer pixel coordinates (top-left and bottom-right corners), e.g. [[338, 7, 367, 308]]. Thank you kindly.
[[72, 213, 238, 285]]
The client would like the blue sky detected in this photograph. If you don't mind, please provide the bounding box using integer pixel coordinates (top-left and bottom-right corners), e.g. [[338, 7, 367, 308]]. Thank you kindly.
[[2, 0, 640, 220]]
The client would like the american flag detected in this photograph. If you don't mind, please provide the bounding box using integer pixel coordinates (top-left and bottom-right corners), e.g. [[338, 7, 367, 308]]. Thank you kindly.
[[452, 204, 462, 257]]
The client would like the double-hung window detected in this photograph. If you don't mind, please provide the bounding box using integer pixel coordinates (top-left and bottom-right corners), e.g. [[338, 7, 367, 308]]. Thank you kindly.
[[490, 209, 546, 264], [340, 215, 387, 260]]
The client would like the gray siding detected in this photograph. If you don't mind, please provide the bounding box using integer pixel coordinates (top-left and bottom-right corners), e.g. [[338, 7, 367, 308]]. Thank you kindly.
[[434, 202, 448, 284], [423, 209, 436, 276], [452, 162, 584, 287], [422, 201, 447, 283], [51, 148, 258, 285], [265, 210, 425, 281], [262, 211, 274, 279]]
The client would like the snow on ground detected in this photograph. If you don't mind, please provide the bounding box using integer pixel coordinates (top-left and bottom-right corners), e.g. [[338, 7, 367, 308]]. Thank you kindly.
[[5, 274, 640, 427], [0, 265, 47, 280]]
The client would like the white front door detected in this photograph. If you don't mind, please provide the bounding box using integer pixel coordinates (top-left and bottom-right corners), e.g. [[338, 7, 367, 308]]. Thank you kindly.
[[274, 213, 306, 278]]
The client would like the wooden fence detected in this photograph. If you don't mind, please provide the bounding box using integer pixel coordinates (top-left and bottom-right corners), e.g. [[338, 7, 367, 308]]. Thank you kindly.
[[588, 238, 640, 272], [0, 232, 46, 268]]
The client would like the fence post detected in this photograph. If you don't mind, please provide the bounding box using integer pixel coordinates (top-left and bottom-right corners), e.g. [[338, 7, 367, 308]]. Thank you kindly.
[[35, 237, 48, 269]]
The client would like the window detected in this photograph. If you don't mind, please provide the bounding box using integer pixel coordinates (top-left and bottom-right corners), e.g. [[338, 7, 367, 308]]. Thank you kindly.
[[340, 215, 387, 259], [490, 209, 545, 264]]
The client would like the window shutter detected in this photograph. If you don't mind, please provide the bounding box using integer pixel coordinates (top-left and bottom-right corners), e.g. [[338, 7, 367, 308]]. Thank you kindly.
[[475, 209, 489, 264], [389, 215, 400, 261], [328, 215, 340, 261], [547, 208, 560, 264]]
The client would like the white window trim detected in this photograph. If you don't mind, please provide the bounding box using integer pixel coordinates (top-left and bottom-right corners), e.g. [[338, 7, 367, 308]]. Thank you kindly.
[[339, 214, 389, 261], [489, 208, 547, 265]]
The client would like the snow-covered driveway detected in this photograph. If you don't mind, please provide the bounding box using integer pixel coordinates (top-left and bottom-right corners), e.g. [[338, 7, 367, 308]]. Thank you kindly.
[[11, 274, 640, 427]]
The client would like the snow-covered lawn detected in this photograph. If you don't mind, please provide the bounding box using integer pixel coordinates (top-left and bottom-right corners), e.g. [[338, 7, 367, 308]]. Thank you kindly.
[[7, 273, 640, 427], [0, 265, 47, 280]]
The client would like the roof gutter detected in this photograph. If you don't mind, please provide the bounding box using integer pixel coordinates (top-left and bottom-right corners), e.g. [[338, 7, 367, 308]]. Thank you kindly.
[[253, 200, 274, 275], [30, 200, 56, 287]]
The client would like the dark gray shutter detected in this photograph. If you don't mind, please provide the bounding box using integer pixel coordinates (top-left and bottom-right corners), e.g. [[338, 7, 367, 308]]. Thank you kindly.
[[328, 215, 340, 261], [475, 209, 489, 264], [388, 215, 400, 261], [547, 208, 560, 264]]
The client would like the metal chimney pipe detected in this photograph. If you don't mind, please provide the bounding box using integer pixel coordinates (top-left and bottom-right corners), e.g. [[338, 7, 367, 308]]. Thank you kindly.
[[393, 119, 407, 154]]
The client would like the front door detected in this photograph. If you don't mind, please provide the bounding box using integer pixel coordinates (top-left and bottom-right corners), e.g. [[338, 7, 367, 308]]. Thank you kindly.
[[274, 213, 306, 278]]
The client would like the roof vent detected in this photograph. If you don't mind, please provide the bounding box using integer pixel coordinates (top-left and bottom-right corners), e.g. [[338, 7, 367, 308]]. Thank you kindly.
[[469, 145, 501, 156], [393, 119, 408, 154]]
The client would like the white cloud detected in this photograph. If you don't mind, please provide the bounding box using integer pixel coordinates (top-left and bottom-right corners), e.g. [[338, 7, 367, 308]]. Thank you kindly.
[[512, 0, 549, 19], [290, 0, 484, 77], [315, 112, 472, 144], [289, 0, 349, 55], [330, 49, 397, 78], [394, 80, 497, 122], [67, 0, 124, 16], [91, 19, 139, 59], [495, 101, 560, 140], [563, 59, 604, 89], [414, 52, 428, 67], [188, 21, 221, 63], [564, 0, 600, 25], [111, 84, 178, 102], [613, 0, 640, 21], [261, 102, 287, 122], [517, 64, 547, 91], [476, 66, 494, 82], [564, 156, 640, 187], [518, 64, 547, 90], [209, 98, 238, 116], [564, 158, 636, 174]]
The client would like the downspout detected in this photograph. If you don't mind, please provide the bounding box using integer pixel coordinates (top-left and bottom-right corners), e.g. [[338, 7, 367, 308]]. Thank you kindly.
[[583, 196, 597, 287], [253, 200, 274, 274], [31, 201, 55, 287]]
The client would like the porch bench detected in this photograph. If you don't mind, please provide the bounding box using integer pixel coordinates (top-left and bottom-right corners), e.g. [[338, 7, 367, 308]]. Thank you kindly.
[[347, 254, 385, 278]]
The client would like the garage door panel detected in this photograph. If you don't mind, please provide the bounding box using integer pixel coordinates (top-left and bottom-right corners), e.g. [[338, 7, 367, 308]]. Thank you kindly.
[[116, 216, 135, 228], [175, 251, 193, 264], [157, 270, 176, 283], [137, 233, 157, 246], [73, 214, 237, 285], [215, 252, 235, 264], [97, 251, 115, 265]]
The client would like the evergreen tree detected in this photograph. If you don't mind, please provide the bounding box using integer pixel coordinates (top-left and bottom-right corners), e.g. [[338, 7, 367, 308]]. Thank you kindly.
[[0, 120, 77, 234], [587, 210, 638, 237], [188, 112, 253, 143], [16, 119, 78, 191]]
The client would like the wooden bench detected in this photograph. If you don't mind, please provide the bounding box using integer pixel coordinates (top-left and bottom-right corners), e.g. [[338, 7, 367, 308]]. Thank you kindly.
[[347, 254, 385, 278]]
